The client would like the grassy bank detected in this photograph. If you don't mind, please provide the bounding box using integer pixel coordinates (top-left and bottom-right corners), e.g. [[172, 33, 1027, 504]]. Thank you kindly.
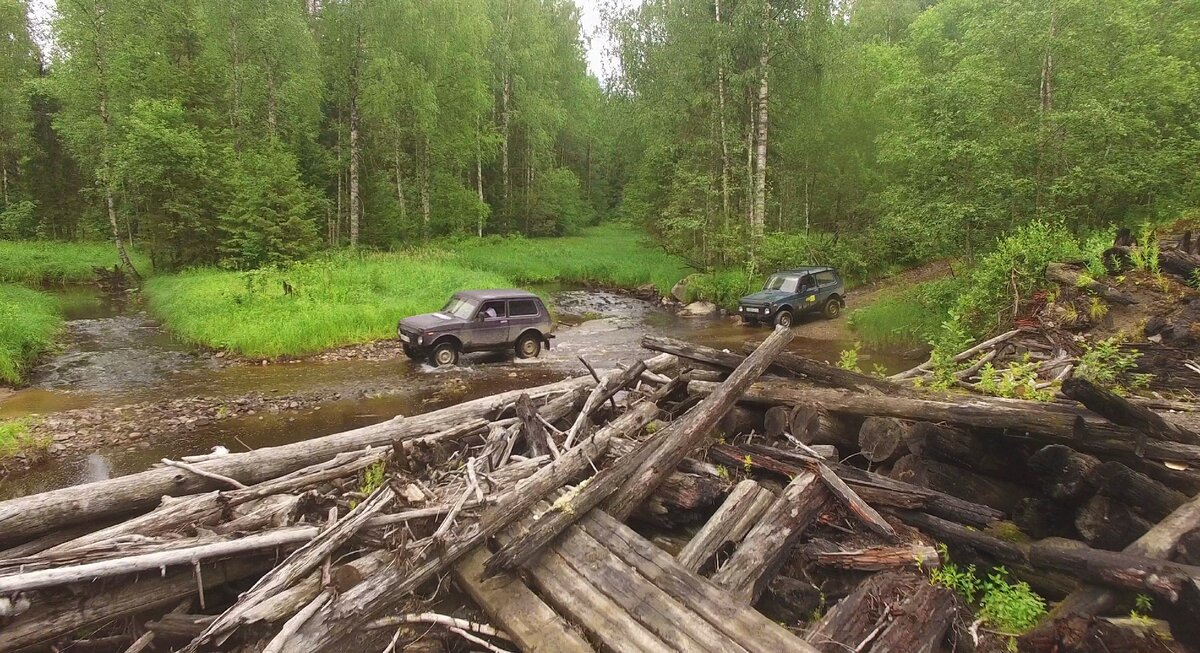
[[0, 240, 151, 284], [0, 285, 62, 384], [442, 223, 690, 295], [0, 418, 47, 461], [145, 253, 510, 358]]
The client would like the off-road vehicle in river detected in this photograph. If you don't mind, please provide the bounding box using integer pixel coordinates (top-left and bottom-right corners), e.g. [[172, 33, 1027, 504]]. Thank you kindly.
[[397, 290, 555, 367], [737, 266, 846, 327]]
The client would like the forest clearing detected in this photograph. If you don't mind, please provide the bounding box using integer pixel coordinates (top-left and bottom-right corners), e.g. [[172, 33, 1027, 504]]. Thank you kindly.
[[3, 0, 1200, 650]]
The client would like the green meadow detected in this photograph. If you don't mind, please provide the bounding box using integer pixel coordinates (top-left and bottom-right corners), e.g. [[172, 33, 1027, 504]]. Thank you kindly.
[[0, 240, 151, 284], [0, 284, 62, 384]]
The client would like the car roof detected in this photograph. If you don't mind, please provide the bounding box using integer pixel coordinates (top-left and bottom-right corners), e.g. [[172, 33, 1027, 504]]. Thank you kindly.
[[454, 289, 540, 301], [773, 266, 834, 275]]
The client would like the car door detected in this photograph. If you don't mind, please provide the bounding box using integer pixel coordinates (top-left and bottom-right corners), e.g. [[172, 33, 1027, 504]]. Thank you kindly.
[[798, 274, 819, 312], [814, 270, 837, 304], [506, 298, 542, 342], [471, 300, 510, 349]]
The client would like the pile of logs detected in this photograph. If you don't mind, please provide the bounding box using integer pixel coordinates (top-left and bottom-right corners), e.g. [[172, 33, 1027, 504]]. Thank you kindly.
[[2, 326, 1200, 652]]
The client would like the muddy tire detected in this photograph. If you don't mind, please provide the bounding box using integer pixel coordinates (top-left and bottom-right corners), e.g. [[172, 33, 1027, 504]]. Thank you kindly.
[[822, 297, 843, 320], [774, 309, 794, 328], [402, 343, 424, 361], [429, 341, 460, 367], [515, 333, 542, 359]]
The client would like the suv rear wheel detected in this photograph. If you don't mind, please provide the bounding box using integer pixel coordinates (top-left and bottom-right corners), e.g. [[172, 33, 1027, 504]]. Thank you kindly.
[[515, 332, 542, 359], [774, 309, 794, 328], [822, 297, 842, 319], [429, 341, 460, 367]]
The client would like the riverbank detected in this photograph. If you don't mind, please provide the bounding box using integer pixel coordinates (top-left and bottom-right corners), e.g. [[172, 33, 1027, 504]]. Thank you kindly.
[[0, 284, 62, 385]]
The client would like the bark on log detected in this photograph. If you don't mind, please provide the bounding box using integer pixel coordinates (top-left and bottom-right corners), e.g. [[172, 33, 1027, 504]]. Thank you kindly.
[[516, 393, 554, 458], [1046, 262, 1138, 304], [452, 545, 596, 653], [688, 379, 1198, 463], [1075, 495, 1152, 551], [789, 405, 858, 448], [806, 571, 958, 653], [1019, 614, 1186, 653], [1014, 497, 1078, 540], [1027, 445, 1101, 504], [857, 417, 910, 464], [1063, 377, 1200, 446], [709, 469, 832, 603], [717, 406, 763, 438], [801, 541, 939, 571], [564, 359, 648, 447], [763, 405, 790, 439], [1095, 461, 1187, 522], [890, 454, 1031, 515], [579, 511, 817, 653], [904, 421, 1034, 484], [676, 480, 771, 573]]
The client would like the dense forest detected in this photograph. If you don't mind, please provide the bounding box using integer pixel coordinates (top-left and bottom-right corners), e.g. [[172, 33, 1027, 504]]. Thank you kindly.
[[1, 0, 1197, 276]]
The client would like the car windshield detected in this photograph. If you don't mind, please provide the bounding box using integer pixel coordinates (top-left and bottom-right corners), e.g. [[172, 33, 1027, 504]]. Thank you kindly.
[[764, 275, 800, 293], [442, 297, 478, 319]]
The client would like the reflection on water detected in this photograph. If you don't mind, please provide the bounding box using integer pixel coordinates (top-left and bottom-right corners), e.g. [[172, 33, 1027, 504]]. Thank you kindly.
[[1, 284, 921, 498]]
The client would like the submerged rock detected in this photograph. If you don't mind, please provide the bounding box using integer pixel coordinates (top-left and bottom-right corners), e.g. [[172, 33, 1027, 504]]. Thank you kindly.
[[680, 301, 717, 317]]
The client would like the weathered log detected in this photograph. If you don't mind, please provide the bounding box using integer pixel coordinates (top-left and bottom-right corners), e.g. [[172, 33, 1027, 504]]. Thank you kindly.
[[0, 367, 648, 545], [789, 405, 858, 448], [801, 541, 939, 571], [676, 480, 772, 573], [717, 406, 763, 437], [763, 405, 791, 439], [1095, 461, 1187, 522], [286, 401, 656, 651], [516, 393, 554, 458], [806, 571, 958, 653], [1019, 614, 1186, 653], [890, 329, 1021, 381], [579, 511, 817, 653], [564, 359, 648, 447], [904, 421, 1033, 484], [633, 469, 726, 527], [890, 454, 1031, 515], [709, 469, 832, 603], [811, 460, 899, 541], [183, 483, 397, 651], [1027, 444, 1102, 504], [452, 545, 595, 653], [1014, 497, 1078, 540], [688, 379, 1200, 463], [857, 417, 910, 464], [1046, 262, 1138, 304], [1176, 529, 1200, 566], [1075, 495, 1152, 551], [713, 442, 1004, 528], [1064, 377, 1200, 446], [604, 327, 795, 521], [0, 558, 271, 652]]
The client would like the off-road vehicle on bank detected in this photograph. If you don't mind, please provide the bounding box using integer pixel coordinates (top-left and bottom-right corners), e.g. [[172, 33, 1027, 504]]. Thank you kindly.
[[737, 266, 846, 327], [397, 290, 555, 367]]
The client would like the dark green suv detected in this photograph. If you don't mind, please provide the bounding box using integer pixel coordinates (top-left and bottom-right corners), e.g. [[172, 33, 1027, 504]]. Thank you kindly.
[[737, 267, 845, 327]]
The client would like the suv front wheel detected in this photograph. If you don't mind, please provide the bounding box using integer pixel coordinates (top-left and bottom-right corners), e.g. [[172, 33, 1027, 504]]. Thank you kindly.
[[515, 332, 542, 359], [822, 297, 843, 319], [774, 309, 794, 328], [429, 341, 460, 367]]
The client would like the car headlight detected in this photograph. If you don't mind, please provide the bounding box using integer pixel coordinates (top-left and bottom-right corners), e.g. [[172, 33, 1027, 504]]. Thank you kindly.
[[416, 336, 423, 345]]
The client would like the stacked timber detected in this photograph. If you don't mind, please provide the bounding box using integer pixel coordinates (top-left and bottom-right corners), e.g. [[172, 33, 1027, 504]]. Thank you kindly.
[[1, 325, 1198, 652]]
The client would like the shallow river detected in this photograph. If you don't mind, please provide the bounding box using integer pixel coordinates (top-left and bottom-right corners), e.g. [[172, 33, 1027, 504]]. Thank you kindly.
[[0, 286, 918, 497]]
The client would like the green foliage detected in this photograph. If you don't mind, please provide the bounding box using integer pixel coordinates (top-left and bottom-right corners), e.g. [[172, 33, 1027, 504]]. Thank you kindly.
[[443, 223, 689, 295], [849, 277, 963, 348], [687, 269, 758, 309], [143, 252, 510, 358], [1076, 337, 1144, 393], [759, 232, 873, 287], [931, 545, 1046, 636], [0, 417, 47, 459], [0, 240, 151, 284], [351, 460, 387, 509], [1130, 594, 1154, 624], [220, 144, 323, 269], [838, 344, 861, 373], [976, 356, 1054, 402], [0, 284, 62, 384], [1129, 224, 1161, 274]]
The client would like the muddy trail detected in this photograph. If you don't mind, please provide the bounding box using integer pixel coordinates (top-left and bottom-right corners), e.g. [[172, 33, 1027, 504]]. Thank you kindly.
[[0, 285, 920, 498]]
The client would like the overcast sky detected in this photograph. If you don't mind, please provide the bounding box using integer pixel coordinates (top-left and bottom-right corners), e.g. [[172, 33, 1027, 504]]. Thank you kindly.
[[28, 0, 626, 81]]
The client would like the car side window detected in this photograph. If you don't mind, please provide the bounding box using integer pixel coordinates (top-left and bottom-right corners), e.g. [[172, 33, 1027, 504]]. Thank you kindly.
[[799, 275, 816, 291], [479, 300, 506, 319], [815, 271, 836, 286], [508, 299, 539, 317]]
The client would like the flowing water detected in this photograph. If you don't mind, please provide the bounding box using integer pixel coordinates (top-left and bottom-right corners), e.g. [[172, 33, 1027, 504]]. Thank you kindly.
[[0, 286, 918, 498]]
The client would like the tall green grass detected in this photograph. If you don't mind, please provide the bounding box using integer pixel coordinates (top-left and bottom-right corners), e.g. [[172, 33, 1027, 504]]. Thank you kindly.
[[144, 252, 511, 358], [848, 277, 962, 348], [0, 418, 46, 459], [0, 284, 62, 384], [0, 240, 152, 284], [442, 223, 690, 295]]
